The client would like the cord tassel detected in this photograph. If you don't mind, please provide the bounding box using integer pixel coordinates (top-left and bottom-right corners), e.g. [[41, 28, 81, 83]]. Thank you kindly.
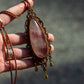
[[44, 71, 48, 79]]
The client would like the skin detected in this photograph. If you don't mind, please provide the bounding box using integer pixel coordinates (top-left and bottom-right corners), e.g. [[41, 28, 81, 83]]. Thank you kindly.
[[0, 0, 54, 73]]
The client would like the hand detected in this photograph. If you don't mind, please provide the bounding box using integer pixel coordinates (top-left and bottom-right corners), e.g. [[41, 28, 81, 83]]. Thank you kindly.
[[0, 0, 54, 73]]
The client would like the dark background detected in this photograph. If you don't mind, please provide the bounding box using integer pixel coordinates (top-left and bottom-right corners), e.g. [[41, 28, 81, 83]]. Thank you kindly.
[[0, 0, 84, 84]]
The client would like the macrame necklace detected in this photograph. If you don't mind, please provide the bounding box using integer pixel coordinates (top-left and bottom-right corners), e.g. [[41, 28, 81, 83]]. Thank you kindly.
[[24, 0, 54, 79]]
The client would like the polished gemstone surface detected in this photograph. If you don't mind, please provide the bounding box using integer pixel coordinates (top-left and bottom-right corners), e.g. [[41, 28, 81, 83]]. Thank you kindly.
[[29, 19, 48, 58]]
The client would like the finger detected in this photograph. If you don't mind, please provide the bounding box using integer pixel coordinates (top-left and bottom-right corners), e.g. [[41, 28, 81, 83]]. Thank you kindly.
[[8, 33, 54, 45], [51, 44, 54, 53], [4, 59, 34, 72], [5, 48, 31, 60], [48, 33, 54, 42], [0, 0, 33, 28], [8, 33, 26, 45], [13, 44, 54, 59], [5, 44, 54, 60], [12, 48, 31, 59]]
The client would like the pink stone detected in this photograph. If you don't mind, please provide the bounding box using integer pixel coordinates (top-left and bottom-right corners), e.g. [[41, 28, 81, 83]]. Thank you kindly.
[[29, 19, 48, 58]]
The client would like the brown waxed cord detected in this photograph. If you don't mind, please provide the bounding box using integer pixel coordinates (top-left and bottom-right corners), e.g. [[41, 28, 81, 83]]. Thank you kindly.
[[21, 0, 30, 13], [0, 27, 17, 84], [3, 27, 17, 84], [0, 11, 19, 19], [21, 1, 27, 13], [0, 10, 18, 84], [0, 29, 13, 84]]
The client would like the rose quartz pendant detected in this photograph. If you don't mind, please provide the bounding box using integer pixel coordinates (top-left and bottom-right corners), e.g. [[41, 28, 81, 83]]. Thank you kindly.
[[29, 18, 49, 58], [25, 6, 53, 78]]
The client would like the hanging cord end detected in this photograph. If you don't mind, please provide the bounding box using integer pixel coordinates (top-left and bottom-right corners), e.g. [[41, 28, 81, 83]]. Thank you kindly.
[[49, 59, 54, 67], [44, 71, 48, 79], [34, 63, 38, 72]]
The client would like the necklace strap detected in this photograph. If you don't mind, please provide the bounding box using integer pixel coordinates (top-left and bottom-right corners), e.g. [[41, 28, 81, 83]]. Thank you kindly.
[[0, 11, 19, 18]]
